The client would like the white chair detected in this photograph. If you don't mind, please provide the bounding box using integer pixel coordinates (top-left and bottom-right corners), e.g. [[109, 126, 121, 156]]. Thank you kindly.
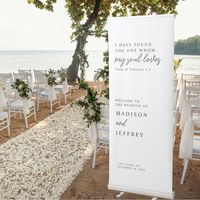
[[179, 116, 200, 184], [6, 80, 36, 129], [9, 98, 36, 129], [37, 85, 60, 114], [179, 74, 200, 111], [179, 80, 200, 131], [33, 69, 60, 113], [0, 111, 10, 136], [92, 104, 109, 168], [55, 80, 72, 104]]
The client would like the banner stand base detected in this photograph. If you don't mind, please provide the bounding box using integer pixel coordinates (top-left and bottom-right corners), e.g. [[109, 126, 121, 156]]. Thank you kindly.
[[115, 192, 175, 200], [152, 197, 158, 200], [116, 191, 124, 198], [109, 185, 175, 199]]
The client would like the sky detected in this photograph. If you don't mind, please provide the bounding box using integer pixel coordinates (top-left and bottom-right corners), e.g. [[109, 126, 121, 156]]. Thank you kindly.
[[0, 0, 200, 51]]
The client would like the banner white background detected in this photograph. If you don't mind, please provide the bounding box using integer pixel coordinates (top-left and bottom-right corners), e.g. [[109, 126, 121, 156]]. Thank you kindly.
[[108, 15, 174, 199]]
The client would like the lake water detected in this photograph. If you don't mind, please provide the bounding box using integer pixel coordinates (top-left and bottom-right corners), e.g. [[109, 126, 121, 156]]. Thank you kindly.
[[175, 54, 200, 75], [0, 51, 199, 81], [0, 50, 104, 81]]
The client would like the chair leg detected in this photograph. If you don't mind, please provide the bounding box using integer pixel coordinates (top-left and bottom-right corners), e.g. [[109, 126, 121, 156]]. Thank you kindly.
[[69, 91, 72, 100], [64, 94, 67, 104], [181, 159, 189, 184], [105, 148, 108, 154], [58, 94, 61, 108], [24, 113, 28, 129], [33, 105, 37, 121], [37, 97, 40, 112], [50, 101, 53, 114], [92, 145, 97, 168], [7, 117, 10, 137]]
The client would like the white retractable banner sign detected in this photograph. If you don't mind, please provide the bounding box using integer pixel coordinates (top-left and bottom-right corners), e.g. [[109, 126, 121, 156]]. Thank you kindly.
[[108, 15, 174, 199]]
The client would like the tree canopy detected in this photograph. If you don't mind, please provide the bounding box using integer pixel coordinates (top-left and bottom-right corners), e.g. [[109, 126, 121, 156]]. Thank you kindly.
[[175, 35, 200, 55], [27, 0, 180, 81]]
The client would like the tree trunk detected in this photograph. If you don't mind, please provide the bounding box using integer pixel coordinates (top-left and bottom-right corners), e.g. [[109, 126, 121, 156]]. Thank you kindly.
[[67, 0, 101, 83], [67, 35, 87, 83]]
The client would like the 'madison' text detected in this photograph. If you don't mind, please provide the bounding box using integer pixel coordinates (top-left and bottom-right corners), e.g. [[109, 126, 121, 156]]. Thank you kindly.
[[116, 111, 148, 118]]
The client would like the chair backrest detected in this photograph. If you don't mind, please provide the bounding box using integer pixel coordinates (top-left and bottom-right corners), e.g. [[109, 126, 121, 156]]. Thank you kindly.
[[0, 73, 13, 87], [184, 79, 200, 88], [183, 79, 200, 101], [18, 69, 33, 83], [33, 69, 47, 83], [13, 72, 28, 81], [13, 73, 31, 88], [0, 73, 13, 97], [18, 69, 32, 75], [192, 134, 200, 160], [181, 74, 200, 82], [96, 105, 109, 142], [0, 87, 7, 111]]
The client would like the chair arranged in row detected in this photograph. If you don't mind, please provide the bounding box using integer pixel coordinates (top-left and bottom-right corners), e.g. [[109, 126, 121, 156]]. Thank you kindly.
[[178, 73, 200, 184], [55, 79, 72, 104], [0, 87, 10, 136], [9, 98, 36, 129], [92, 104, 109, 168], [0, 111, 10, 136], [0, 68, 76, 135], [179, 107, 200, 184]]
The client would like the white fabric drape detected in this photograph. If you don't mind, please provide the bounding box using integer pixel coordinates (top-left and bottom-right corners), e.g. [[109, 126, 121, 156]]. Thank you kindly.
[[0, 87, 7, 110], [22, 99, 32, 115], [179, 119, 194, 159], [88, 123, 97, 148], [62, 80, 68, 94], [180, 98, 200, 130], [48, 86, 56, 101]]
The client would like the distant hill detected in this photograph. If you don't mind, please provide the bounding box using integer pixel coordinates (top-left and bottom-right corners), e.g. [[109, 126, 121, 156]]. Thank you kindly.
[[175, 35, 200, 55]]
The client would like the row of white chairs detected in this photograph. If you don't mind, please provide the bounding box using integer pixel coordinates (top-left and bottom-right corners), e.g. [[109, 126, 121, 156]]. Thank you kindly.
[[0, 69, 74, 135], [178, 73, 200, 184]]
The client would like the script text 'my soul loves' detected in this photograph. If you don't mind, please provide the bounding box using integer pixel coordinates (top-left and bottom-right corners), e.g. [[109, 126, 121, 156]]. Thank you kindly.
[[114, 53, 161, 67]]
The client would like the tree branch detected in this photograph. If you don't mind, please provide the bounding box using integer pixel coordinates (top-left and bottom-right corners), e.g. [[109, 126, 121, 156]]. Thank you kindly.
[[84, 0, 101, 28]]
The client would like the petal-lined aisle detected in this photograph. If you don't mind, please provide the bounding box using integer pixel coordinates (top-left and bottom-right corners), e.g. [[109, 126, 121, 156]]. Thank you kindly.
[[0, 104, 92, 199]]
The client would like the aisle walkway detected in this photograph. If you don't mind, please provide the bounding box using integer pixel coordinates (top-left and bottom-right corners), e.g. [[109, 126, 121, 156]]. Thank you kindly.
[[0, 104, 92, 199]]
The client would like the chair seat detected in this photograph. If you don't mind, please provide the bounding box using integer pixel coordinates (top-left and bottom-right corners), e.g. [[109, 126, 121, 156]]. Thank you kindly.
[[55, 85, 70, 94], [55, 85, 63, 90], [10, 100, 34, 109], [0, 111, 8, 119], [99, 137, 109, 143], [10, 100, 24, 109], [193, 136, 200, 154], [40, 90, 59, 97]]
